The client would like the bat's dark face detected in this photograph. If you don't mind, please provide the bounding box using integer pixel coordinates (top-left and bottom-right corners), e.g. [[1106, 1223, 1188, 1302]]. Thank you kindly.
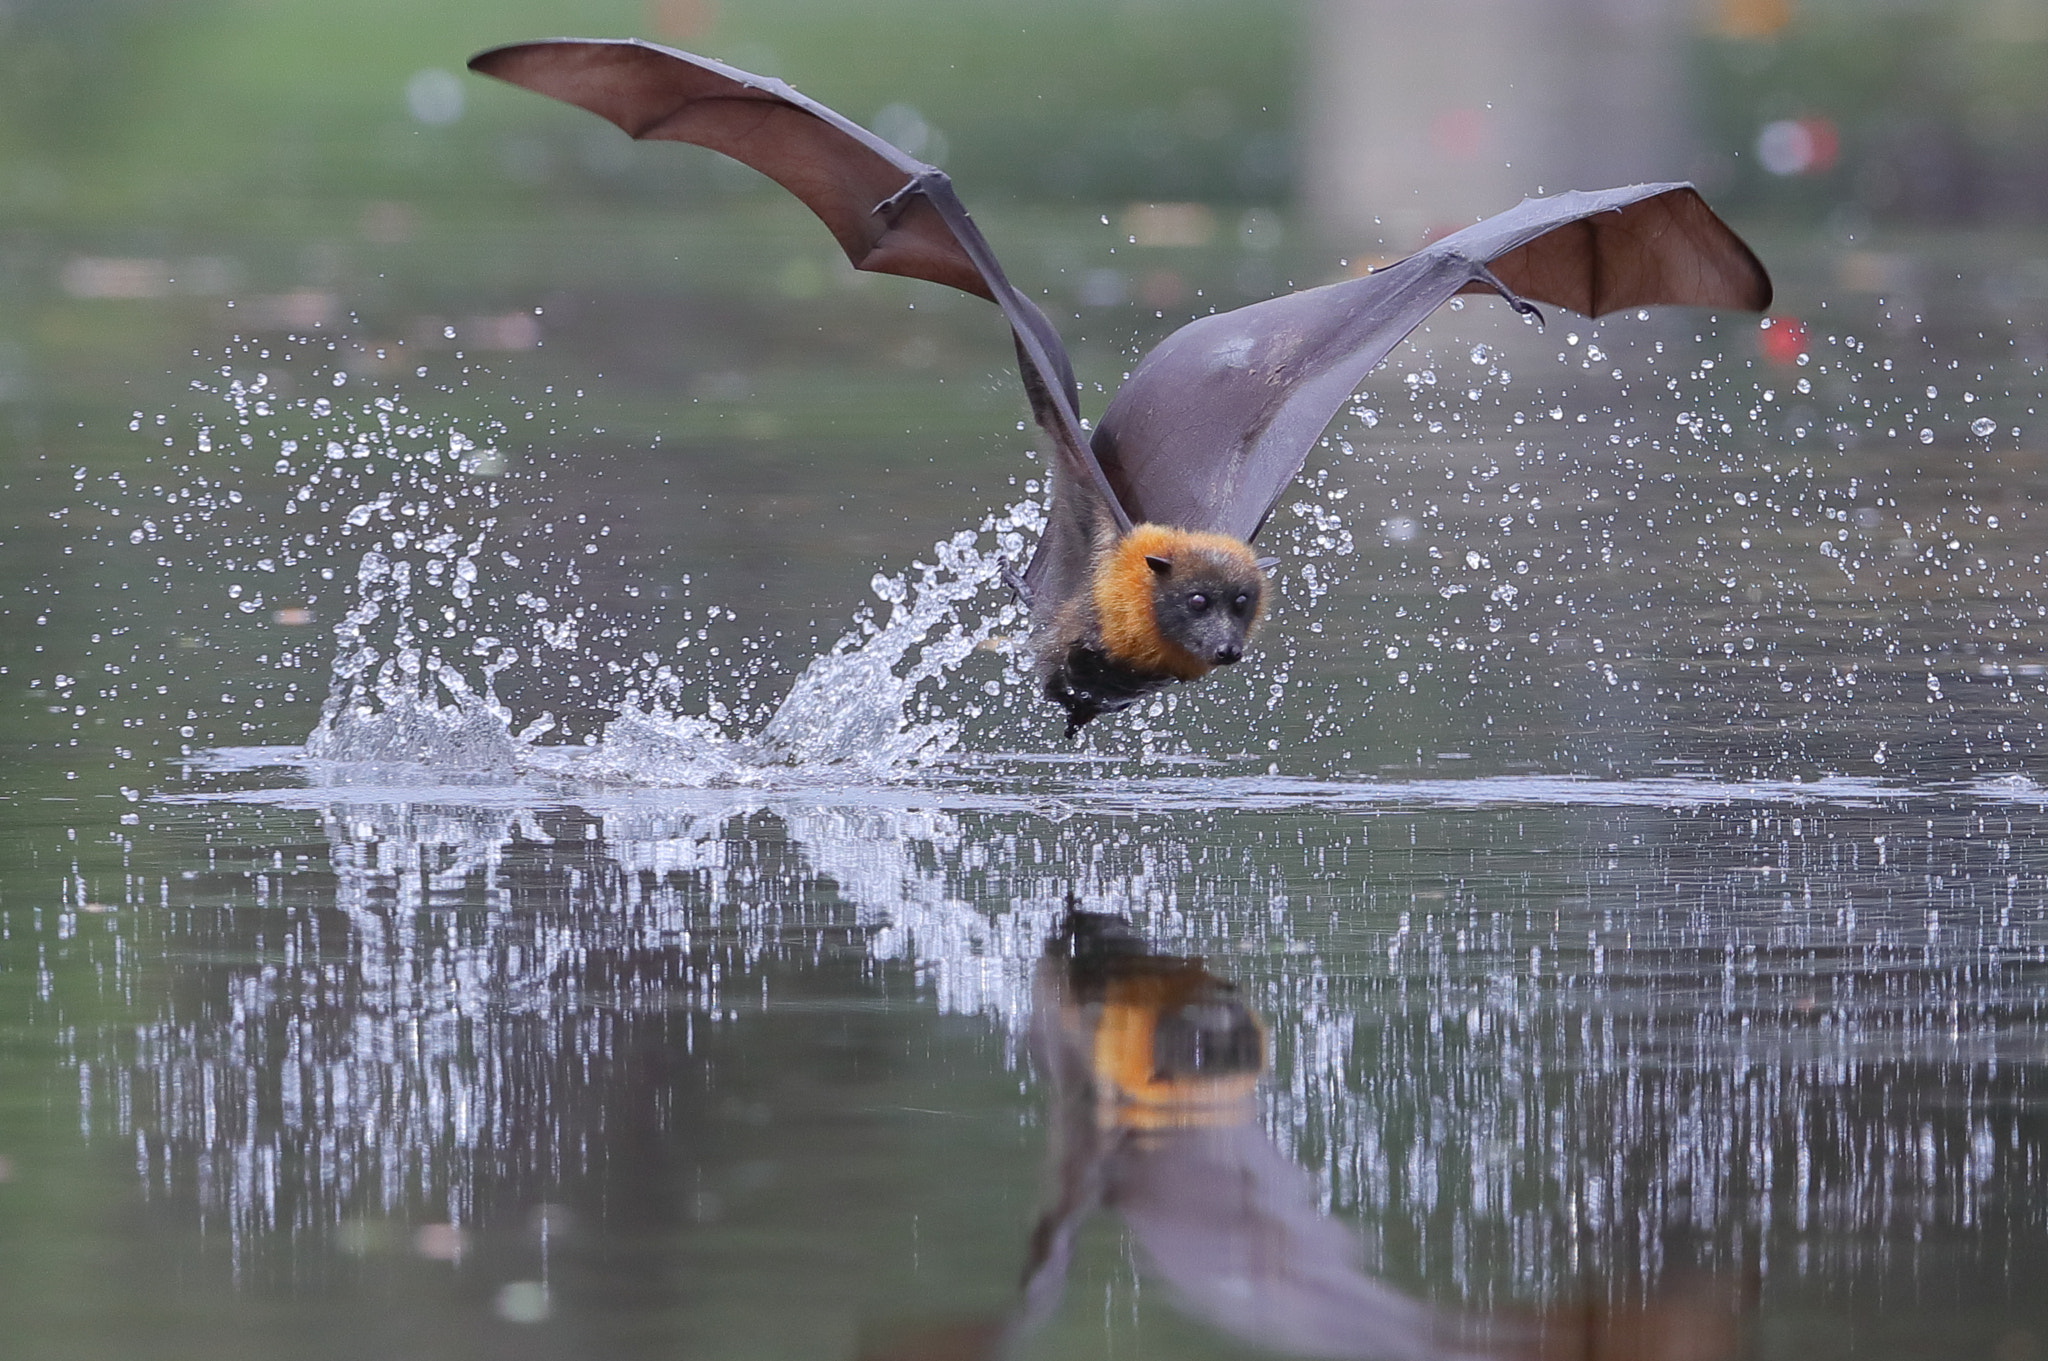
[[1146, 553, 1263, 669], [1093, 524, 1267, 680]]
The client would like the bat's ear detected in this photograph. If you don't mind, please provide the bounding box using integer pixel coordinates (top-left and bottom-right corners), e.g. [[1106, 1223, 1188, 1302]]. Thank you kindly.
[[1253, 556, 1279, 571], [1144, 555, 1173, 576]]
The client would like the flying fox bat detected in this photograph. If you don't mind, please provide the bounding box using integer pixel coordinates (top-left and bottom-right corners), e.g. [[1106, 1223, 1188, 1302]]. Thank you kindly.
[[467, 38, 1773, 737]]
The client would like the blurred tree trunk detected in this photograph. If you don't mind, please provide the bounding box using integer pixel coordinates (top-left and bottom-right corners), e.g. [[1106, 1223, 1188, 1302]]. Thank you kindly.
[[1305, 0, 1694, 253]]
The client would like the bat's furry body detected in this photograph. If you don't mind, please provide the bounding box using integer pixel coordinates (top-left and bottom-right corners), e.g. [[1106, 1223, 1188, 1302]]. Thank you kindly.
[[1041, 524, 1266, 737]]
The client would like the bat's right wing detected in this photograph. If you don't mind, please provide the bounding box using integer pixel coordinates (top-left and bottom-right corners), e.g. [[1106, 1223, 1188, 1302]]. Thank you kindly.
[[468, 39, 1118, 533], [1088, 183, 1771, 543]]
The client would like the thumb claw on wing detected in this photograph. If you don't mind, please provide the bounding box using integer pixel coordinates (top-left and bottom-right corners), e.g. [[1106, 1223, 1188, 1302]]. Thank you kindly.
[[1471, 262, 1547, 329]]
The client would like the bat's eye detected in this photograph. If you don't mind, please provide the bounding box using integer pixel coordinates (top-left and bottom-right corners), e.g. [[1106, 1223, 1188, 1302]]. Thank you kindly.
[[1187, 593, 1210, 612], [1232, 593, 1251, 614]]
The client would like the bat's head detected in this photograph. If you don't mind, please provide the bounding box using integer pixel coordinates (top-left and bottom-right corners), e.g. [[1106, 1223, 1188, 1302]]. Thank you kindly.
[[1093, 524, 1266, 680]]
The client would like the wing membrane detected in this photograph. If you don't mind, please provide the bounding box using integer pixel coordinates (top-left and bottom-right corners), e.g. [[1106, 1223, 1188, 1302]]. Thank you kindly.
[[469, 39, 1110, 533], [1088, 183, 1771, 542], [472, 39, 981, 296]]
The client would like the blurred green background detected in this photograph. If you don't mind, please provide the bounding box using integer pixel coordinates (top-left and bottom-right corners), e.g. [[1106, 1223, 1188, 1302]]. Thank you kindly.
[[3, 0, 2045, 442], [7, 0, 2048, 235]]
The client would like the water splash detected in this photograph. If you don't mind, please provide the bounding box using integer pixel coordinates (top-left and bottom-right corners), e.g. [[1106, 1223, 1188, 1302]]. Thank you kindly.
[[118, 337, 1050, 785], [309, 502, 1040, 788], [562, 521, 1030, 785], [304, 546, 522, 772]]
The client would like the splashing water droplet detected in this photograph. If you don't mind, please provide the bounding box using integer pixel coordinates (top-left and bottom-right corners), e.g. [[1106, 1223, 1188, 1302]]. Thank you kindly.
[[309, 478, 1038, 787]]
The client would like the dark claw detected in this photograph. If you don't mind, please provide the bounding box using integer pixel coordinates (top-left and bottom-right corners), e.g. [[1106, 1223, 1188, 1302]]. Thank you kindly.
[[1471, 261, 1546, 330]]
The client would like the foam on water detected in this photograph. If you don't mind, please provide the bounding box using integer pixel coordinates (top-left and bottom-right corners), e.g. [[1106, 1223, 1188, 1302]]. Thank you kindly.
[[191, 743, 2038, 816]]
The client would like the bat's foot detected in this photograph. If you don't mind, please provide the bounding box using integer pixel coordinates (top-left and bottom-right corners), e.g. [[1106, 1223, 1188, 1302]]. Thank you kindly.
[[1471, 262, 1547, 330], [1045, 643, 1171, 739], [1045, 668, 1106, 739]]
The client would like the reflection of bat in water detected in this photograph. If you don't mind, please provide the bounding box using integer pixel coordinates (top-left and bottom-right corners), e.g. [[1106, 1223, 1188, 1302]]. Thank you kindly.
[[854, 909, 1749, 1361], [1012, 908, 1515, 1360], [468, 39, 1772, 736]]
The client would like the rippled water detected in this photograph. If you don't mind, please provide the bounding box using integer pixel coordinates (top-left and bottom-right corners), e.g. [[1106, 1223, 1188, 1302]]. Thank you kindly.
[[21, 750, 2047, 1358]]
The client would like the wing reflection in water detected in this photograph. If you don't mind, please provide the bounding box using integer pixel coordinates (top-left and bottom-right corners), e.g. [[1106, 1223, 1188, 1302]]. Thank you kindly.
[[863, 909, 1741, 1361]]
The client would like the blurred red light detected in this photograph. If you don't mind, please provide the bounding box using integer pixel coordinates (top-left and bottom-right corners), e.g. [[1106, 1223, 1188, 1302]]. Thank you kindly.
[[1760, 316, 1810, 365], [1800, 117, 1839, 173]]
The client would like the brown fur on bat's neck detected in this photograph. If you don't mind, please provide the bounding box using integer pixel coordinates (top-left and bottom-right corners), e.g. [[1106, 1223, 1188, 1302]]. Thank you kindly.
[[1039, 522, 1267, 738]]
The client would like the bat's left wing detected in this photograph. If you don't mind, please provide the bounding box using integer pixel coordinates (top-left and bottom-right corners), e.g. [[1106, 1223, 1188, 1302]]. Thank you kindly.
[[1112, 1125, 1530, 1361], [468, 39, 1120, 531], [1088, 183, 1771, 542]]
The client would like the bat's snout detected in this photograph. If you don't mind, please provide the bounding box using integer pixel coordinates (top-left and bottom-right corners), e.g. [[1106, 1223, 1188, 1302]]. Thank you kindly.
[[1213, 643, 1243, 666]]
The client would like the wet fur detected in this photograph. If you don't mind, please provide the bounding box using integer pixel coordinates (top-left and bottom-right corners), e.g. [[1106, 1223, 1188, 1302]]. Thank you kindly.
[[1039, 523, 1266, 736], [1093, 526, 1258, 680]]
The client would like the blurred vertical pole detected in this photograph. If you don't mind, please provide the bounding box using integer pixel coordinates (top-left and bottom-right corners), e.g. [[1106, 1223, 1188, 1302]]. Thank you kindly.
[[1304, 0, 1695, 253]]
